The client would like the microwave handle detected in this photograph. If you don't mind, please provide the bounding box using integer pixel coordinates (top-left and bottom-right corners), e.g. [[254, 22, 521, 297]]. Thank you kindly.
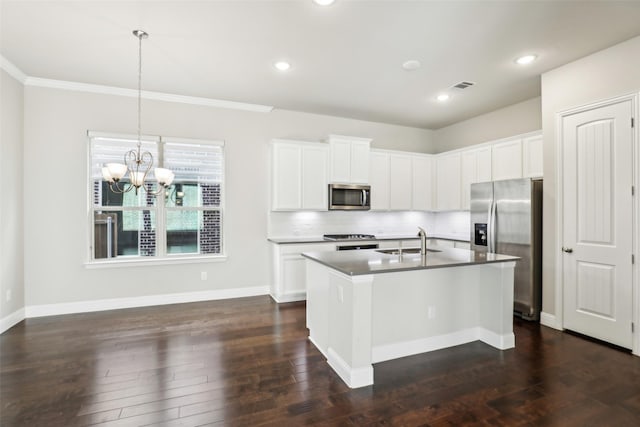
[[362, 189, 367, 207]]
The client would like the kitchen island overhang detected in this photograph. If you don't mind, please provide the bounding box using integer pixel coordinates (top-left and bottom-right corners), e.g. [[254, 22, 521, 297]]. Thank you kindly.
[[303, 247, 519, 388]]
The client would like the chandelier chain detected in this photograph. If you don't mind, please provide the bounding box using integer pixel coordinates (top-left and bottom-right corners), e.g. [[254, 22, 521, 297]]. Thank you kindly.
[[137, 31, 143, 153]]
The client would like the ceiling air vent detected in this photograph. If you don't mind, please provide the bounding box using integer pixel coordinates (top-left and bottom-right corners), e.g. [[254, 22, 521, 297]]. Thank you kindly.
[[452, 81, 475, 90]]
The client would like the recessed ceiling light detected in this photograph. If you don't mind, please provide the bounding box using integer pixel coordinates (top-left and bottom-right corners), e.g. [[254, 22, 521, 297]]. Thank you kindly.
[[313, 0, 336, 5], [402, 60, 421, 71], [274, 61, 291, 71], [437, 94, 450, 102], [515, 54, 537, 65]]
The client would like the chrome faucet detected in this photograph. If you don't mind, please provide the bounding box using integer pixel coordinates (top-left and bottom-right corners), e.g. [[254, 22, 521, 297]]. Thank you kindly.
[[418, 227, 427, 256]]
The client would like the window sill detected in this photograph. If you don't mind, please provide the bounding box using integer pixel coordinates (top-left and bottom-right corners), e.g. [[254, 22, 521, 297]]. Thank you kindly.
[[85, 254, 228, 269]]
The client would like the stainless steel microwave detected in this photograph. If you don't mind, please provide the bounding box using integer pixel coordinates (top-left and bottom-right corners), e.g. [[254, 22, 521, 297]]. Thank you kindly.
[[328, 184, 371, 210]]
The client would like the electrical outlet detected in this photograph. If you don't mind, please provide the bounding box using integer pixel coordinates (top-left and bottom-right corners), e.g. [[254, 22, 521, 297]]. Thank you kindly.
[[201, 272, 207, 281], [6, 289, 12, 302]]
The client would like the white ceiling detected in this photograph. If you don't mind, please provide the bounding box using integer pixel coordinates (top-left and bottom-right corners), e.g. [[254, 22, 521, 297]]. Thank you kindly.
[[2, 0, 640, 129]]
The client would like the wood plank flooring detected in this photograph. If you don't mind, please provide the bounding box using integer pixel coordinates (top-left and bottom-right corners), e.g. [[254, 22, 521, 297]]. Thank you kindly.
[[2, 295, 640, 426]]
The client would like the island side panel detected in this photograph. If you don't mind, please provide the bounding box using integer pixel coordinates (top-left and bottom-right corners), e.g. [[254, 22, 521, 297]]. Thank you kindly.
[[327, 273, 375, 388], [477, 261, 516, 349], [306, 259, 330, 357]]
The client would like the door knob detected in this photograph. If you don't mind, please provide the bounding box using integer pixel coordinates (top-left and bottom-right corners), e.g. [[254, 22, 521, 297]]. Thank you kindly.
[[562, 247, 573, 253]]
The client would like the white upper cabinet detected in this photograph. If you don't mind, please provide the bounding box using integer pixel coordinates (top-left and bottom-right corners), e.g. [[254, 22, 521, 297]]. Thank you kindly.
[[492, 138, 523, 181], [461, 146, 492, 210], [301, 144, 329, 210], [412, 155, 434, 211], [328, 135, 371, 184], [271, 140, 328, 211], [369, 151, 390, 210], [522, 133, 543, 178], [389, 154, 413, 210], [436, 152, 461, 211]]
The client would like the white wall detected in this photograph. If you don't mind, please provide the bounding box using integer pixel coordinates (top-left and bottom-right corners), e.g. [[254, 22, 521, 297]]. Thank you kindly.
[[540, 35, 640, 320], [0, 69, 25, 323], [22, 85, 434, 307], [432, 97, 541, 153]]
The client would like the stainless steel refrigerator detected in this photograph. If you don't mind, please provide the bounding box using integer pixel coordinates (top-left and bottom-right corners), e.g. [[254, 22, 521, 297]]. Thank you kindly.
[[470, 178, 542, 320]]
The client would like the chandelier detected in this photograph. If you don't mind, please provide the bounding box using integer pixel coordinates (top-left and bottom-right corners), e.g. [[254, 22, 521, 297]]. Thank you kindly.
[[101, 30, 174, 195]]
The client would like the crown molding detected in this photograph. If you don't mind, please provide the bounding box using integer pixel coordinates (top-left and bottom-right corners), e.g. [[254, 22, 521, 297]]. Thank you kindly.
[[23, 77, 274, 113], [0, 55, 27, 83], [0, 55, 273, 113]]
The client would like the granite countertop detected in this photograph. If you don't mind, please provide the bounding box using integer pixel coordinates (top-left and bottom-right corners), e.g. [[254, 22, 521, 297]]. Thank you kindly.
[[268, 234, 470, 244], [301, 247, 518, 276]]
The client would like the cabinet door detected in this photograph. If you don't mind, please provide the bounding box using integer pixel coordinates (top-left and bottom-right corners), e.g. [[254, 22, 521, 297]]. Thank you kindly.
[[522, 134, 543, 178], [329, 139, 352, 183], [369, 151, 390, 210], [281, 255, 307, 296], [272, 143, 301, 210], [492, 139, 522, 181], [412, 155, 433, 211], [436, 153, 461, 211], [461, 151, 477, 210], [389, 154, 413, 210], [302, 145, 328, 210], [350, 141, 371, 184], [476, 146, 492, 183]]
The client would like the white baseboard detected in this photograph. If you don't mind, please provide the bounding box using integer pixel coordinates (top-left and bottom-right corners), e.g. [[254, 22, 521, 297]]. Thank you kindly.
[[269, 292, 306, 304], [327, 347, 374, 388], [540, 311, 562, 330], [308, 335, 328, 359], [372, 327, 514, 364], [25, 286, 269, 318], [0, 307, 26, 334]]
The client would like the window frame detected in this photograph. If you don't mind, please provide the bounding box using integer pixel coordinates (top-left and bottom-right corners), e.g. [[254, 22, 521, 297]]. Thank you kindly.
[[86, 131, 226, 266]]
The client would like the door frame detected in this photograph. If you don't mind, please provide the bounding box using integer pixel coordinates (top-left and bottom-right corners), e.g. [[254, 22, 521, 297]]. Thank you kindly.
[[555, 92, 639, 356]]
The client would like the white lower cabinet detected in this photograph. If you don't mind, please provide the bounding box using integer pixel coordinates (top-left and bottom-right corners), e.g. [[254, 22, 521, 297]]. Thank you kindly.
[[270, 242, 335, 302]]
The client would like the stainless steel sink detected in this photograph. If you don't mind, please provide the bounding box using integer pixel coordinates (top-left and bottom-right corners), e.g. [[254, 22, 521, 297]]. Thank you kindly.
[[375, 248, 442, 255]]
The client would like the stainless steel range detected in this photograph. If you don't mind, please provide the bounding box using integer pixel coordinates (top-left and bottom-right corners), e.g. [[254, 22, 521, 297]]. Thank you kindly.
[[323, 234, 378, 250], [323, 234, 376, 241]]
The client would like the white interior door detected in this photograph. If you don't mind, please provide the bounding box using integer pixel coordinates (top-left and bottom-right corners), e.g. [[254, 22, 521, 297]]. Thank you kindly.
[[562, 98, 634, 349]]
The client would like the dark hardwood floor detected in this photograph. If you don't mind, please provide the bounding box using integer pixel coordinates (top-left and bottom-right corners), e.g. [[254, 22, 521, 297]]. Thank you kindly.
[[2, 295, 640, 426]]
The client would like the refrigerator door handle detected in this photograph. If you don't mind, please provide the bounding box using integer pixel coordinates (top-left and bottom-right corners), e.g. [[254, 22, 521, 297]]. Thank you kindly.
[[489, 200, 497, 253], [486, 201, 493, 252]]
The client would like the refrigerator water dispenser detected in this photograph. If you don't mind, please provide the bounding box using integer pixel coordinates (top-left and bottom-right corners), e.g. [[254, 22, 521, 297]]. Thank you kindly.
[[474, 223, 487, 246]]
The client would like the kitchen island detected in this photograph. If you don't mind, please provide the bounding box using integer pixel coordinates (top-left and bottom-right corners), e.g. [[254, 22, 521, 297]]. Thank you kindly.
[[302, 247, 519, 388]]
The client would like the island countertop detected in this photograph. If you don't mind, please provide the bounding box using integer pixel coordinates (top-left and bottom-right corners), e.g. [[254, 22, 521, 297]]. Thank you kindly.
[[302, 246, 519, 276]]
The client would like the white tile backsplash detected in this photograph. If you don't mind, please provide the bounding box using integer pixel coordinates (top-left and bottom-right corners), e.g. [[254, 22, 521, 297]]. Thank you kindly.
[[268, 210, 470, 240]]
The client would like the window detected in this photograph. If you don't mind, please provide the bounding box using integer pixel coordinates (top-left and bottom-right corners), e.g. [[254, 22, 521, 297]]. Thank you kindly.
[[89, 133, 224, 263]]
